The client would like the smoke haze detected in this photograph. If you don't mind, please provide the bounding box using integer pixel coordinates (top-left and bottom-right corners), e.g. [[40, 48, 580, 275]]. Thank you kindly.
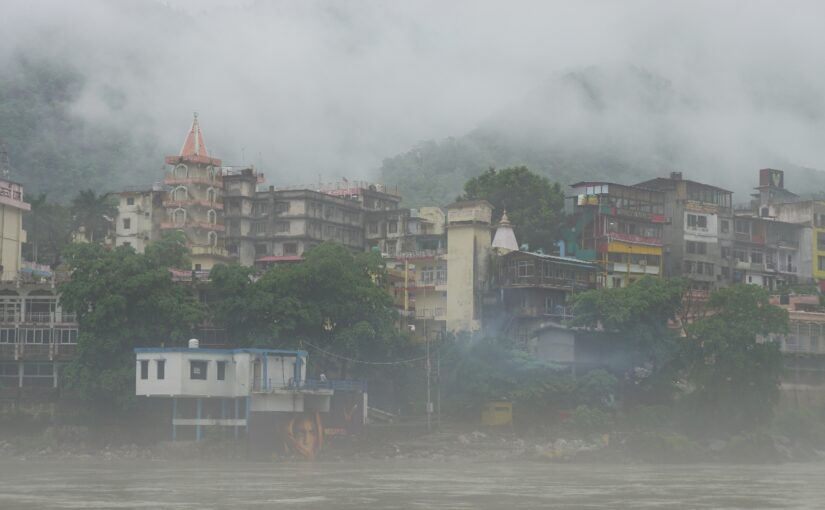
[[2, 0, 825, 195]]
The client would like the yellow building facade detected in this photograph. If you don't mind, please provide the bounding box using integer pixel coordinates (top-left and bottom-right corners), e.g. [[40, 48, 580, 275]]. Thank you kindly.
[[0, 179, 29, 281]]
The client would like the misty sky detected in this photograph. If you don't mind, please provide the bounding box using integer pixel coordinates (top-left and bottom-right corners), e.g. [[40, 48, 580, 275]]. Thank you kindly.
[[2, 0, 825, 187]]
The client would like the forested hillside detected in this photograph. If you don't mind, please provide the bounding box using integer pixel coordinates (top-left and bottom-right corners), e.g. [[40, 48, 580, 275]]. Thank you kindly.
[[381, 66, 825, 207], [0, 54, 159, 199]]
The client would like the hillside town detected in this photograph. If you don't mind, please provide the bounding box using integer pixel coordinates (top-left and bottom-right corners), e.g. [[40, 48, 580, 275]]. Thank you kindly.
[[1, 114, 824, 462]]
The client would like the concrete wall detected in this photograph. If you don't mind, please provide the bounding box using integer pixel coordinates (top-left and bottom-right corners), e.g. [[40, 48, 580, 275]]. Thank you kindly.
[[135, 350, 305, 398], [446, 203, 492, 333], [0, 204, 24, 281]]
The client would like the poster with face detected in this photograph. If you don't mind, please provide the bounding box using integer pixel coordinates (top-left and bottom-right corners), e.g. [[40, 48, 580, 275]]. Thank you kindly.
[[283, 412, 324, 460]]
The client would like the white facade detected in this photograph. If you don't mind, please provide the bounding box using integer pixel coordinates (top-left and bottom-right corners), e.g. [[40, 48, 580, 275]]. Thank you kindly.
[[135, 347, 307, 398]]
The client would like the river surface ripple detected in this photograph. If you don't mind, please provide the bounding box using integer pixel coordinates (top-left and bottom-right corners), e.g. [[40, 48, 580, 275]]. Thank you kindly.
[[0, 459, 823, 509]]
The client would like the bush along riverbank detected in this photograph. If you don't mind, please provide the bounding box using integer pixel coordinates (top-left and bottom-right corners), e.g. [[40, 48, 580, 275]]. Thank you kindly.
[[2, 428, 825, 465]]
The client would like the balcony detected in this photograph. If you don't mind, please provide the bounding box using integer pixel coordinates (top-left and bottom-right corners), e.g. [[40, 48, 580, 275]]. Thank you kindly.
[[0, 312, 78, 324], [499, 273, 594, 291], [606, 232, 663, 247], [163, 176, 222, 186], [160, 222, 225, 231], [163, 199, 223, 210], [0, 342, 77, 361], [735, 233, 765, 244]]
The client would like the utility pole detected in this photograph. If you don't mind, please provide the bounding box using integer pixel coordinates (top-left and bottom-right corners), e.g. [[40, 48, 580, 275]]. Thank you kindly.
[[435, 332, 441, 429], [425, 321, 431, 432]]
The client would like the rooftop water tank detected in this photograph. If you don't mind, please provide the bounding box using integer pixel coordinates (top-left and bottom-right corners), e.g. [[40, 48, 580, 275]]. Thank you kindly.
[[188, 338, 199, 349]]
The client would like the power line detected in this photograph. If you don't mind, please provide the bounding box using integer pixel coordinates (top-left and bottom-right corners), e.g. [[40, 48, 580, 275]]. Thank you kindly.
[[301, 340, 428, 365]]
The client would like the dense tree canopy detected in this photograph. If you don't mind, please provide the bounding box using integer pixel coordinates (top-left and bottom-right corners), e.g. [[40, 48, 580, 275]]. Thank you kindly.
[[682, 284, 787, 433], [460, 166, 565, 251], [59, 233, 203, 408], [208, 242, 415, 377]]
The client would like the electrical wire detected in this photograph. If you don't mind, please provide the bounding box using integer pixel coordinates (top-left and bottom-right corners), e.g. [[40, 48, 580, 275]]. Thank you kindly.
[[301, 340, 429, 365]]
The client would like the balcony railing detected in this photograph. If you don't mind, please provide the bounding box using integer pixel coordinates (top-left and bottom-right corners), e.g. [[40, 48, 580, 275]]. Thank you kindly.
[[160, 222, 225, 231], [0, 312, 78, 324], [162, 199, 223, 210]]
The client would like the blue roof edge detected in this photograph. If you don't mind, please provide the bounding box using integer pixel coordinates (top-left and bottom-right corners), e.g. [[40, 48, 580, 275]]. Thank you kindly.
[[134, 347, 308, 356]]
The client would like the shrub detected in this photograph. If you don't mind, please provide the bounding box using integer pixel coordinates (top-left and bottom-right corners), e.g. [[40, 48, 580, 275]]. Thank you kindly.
[[624, 431, 706, 462], [721, 430, 783, 463]]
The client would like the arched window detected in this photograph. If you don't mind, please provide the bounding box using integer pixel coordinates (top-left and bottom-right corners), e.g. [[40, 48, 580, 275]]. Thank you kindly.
[[207, 166, 218, 181], [206, 187, 217, 203], [207, 209, 217, 225], [172, 208, 186, 226], [174, 164, 188, 178], [208, 231, 218, 247], [173, 186, 188, 201]]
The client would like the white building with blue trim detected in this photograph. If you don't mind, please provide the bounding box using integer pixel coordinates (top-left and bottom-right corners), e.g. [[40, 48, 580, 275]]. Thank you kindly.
[[135, 344, 340, 442]]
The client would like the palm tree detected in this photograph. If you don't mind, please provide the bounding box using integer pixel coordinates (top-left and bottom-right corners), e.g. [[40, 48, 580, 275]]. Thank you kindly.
[[70, 189, 116, 243], [23, 193, 73, 265]]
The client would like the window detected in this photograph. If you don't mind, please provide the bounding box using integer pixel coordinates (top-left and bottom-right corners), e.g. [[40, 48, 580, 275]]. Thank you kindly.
[[194, 263, 202, 271], [255, 244, 267, 256], [721, 266, 730, 279], [368, 222, 378, 234], [126, 197, 135, 206], [217, 361, 226, 381], [122, 218, 131, 230], [687, 214, 707, 229], [284, 243, 298, 256], [22, 329, 49, 344], [818, 256, 825, 271], [734, 250, 746, 262], [720, 219, 729, 233], [721, 246, 731, 259], [705, 263, 714, 275], [388, 221, 398, 234], [56, 329, 77, 344], [0, 363, 17, 377], [751, 252, 763, 264], [123, 241, 131, 248], [190, 360, 208, 380], [23, 363, 52, 377], [156, 360, 165, 380], [686, 241, 707, 255], [252, 221, 266, 234], [818, 232, 825, 251], [684, 261, 695, 274], [0, 328, 14, 343], [140, 360, 149, 380], [735, 220, 750, 234], [386, 241, 396, 256], [275, 221, 290, 233], [517, 260, 534, 278], [612, 277, 623, 288]]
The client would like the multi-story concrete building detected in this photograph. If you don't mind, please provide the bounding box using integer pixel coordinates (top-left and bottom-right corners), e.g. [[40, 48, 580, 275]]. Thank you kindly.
[[0, 178, 30, 281], [566, 181, 665, 288], [761, 294, 825, 409], [113, 186, 164, 252], [161, 114, 231, 271], [733, 169, 813, 289], [0, 283, 79, 402], [637, 172, 734, 291], [492, 250, 596, 348]]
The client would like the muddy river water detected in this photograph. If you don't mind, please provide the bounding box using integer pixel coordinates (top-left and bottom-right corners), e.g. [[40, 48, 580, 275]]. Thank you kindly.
[[0, 459, 823, 509]]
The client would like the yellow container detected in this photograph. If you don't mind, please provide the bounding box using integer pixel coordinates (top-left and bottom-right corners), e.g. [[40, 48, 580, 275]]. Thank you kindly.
[[481, 401, 513, 427]]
